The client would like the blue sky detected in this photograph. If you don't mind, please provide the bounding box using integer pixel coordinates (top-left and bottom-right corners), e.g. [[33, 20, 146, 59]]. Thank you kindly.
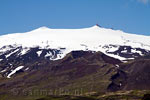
[[0, 0, 149, 35]]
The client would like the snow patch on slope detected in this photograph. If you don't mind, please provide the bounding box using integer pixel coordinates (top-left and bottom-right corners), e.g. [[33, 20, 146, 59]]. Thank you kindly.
[[37, 51, 42, 57], [0, 59, 3, 62], [5, 49, 19, 58], [0, 69, 7, 73], [20, 47, 30, 55], [7, 66, 24, 78], [131, 49, 143, 55]]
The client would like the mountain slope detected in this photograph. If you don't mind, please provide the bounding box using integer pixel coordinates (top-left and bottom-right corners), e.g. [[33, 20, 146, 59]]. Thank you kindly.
[[1, 51, 150, 99], [0, 26, 150, 100], [108, 54, 150, 91], [0, 51, 121, 96]]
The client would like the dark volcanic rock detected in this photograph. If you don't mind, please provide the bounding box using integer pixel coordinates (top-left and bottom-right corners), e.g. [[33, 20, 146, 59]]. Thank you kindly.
[[0, 50, 121, 95], [108, 55, 150, 91]]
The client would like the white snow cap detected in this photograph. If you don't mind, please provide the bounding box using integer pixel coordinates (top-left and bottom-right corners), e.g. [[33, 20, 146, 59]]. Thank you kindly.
[[0, 25, 150, 60]]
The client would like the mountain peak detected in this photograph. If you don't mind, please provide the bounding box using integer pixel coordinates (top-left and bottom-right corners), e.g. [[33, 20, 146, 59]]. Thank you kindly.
[[31, 26, 51, 32], [38, 26, 50, 30], [90, 24, 102, 29], [96, 24, 101, 27]]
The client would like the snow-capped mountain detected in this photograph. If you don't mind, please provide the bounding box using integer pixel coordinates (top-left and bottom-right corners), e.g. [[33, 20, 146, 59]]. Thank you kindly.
[[0, 25, 150, 60], [0, 25, 150, 78]]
